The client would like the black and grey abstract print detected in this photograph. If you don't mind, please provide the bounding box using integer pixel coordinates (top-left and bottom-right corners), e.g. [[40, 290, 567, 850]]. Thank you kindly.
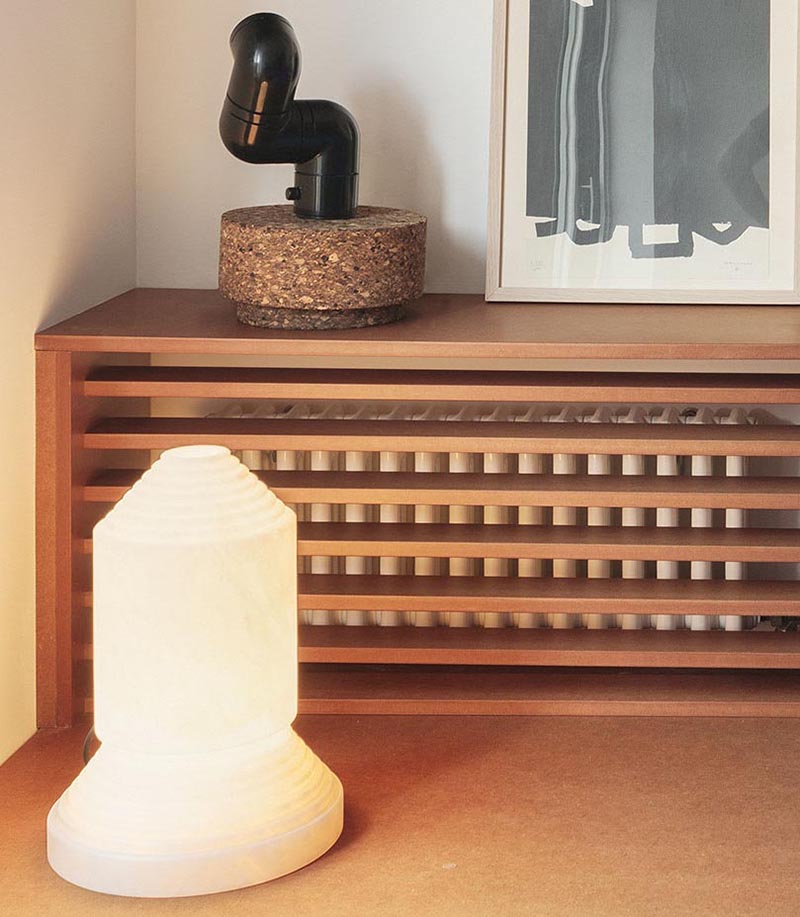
[[527, 0, 770, 259]]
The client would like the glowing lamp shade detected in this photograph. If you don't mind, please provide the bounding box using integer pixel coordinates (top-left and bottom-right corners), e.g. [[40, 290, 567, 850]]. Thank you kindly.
[[47, 446, 343, 897]]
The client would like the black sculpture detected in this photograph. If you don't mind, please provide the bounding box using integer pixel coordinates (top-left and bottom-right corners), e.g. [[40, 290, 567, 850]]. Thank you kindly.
[[220, 13, 360, 220]]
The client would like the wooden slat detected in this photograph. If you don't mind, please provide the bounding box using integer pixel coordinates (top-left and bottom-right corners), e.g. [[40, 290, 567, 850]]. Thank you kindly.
[[294, 522, 800, 562], [83, 417, 800, 456], [296, 576, 800, 616], [76, 577, 800, 616], [297, 626, 800, 669], [81, 468, 800, 510], [75, 524, 800, 562], [81, 365, 800, 404], [296, 668, 800, 717], [34, 289, 800, 360], [72, 627, 800, 669], [79, 490, 800, 558], [73, 624, 800, 671]]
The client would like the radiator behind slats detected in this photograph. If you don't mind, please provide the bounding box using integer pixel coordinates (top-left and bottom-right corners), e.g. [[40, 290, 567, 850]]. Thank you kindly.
[[221, 401, 771, 631]]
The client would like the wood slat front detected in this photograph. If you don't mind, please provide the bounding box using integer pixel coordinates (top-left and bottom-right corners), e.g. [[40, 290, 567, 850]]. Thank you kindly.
[[75, 524, 800, 561], [83, 417, 800, 456], [82, 468, 800, 510], [81, 366, 800, 404], [75, 577, 800, 615], [300, 576, 800, 616], [74, 627, 800, 669], [297, 626, 800, 669], [295, 522, 800, 562]]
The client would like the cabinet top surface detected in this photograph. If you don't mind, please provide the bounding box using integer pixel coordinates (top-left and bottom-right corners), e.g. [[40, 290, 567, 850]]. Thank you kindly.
[[34, 288, 800, 359]]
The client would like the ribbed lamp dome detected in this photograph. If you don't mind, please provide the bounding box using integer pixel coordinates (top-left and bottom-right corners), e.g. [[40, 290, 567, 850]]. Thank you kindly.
[[47, 445, 343, 897]]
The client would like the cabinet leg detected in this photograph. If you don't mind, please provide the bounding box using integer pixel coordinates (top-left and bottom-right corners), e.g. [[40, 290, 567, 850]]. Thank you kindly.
[[36, 350, 73, 727]]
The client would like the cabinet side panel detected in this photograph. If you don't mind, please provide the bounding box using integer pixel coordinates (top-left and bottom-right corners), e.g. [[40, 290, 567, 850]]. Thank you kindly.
[[36, 351, 73, 727]]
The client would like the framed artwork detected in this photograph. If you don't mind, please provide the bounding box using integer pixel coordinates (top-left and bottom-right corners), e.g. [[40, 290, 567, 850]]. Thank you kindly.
[[486, 0, 800, 303]]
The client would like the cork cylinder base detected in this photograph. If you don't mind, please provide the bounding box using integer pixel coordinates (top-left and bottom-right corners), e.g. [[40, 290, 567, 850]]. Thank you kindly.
[[219, 205, 426, 330], [236, 301, 404, 330]]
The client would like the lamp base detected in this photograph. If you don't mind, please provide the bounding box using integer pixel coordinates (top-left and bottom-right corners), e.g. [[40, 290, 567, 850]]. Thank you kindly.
[[47, 728, 343, 898], [219, 205, 426, 330], [236, 300, 404, 329]]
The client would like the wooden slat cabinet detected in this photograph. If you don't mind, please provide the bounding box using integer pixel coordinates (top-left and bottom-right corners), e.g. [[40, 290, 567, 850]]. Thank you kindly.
[[35, 289, 800, 727]]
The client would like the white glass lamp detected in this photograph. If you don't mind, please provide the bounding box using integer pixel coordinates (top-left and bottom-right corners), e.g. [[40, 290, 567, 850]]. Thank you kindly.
[[47, 445, 343, 897]]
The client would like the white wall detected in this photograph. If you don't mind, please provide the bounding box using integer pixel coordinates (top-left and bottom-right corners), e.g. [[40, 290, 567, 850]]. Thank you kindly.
[[0, 0, 489, 763], [136, 0, 493, 292], [0, 1, 136, 764]]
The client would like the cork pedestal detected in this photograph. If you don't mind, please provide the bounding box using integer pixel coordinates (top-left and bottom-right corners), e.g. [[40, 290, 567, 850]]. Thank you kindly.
[[219, 205, 426, 329]]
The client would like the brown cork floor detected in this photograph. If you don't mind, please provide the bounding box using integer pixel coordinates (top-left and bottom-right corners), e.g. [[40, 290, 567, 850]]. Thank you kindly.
[[3, 716, 800, 916]]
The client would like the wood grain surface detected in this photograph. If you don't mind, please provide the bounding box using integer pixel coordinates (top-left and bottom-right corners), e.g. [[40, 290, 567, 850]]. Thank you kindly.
[[35, 288, 800, 359], [4, 717, 800, 915]]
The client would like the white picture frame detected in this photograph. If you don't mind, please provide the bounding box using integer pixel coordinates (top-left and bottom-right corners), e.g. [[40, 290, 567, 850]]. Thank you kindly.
[[486, 0, 800, 304]]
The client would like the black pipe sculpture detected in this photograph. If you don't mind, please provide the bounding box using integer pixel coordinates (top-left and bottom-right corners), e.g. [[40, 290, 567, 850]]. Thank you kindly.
[[217, 13, 426, 330], [220, 12, 359, 220]]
